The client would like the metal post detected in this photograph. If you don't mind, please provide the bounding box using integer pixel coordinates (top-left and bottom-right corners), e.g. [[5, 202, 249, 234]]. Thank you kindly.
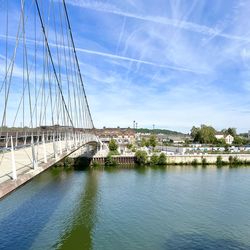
[[15, 131, 18, 147], [31, 133, 37, 169], [5, 132, 8, 148], [10, 136, 17, 180], [53, 132, 58, 160], [74, 132, 77, 149], [77, 132, 79, 146], [65, 132, 69, 153], [42, 133, 47, 163], [24, 131, 27, 145], [59, 133, 62, 155], [80, 133, 82, 144], [36, 133, 40, 162], [68, 133, 71, 150]]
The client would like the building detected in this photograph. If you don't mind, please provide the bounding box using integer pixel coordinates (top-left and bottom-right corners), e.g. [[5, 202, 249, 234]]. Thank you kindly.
[[215, 133, 234, 145], [224, 134, 234, 144], [94, 127, 135, 144], [215, 132, 224, 140]]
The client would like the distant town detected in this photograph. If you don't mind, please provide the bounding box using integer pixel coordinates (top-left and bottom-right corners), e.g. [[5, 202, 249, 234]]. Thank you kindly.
[[92, 124, 250, 166], [95, 124, 250, 155]]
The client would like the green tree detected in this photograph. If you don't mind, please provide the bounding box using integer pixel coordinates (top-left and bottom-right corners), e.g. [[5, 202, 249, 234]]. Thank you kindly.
[[191, 126, 201, 142], [150, 154, 159, 165], [233, 136, 243, 145], [140, 138, 147, 147], [145, 139, 150, 147], [135, 150, 148, 165], [149, 135, 157, 148], [158, 153, 167, 165], [226, 128, 237, 137], [216, 138, 226, 146], [109, 139, 118, 151], [190, 125, 216, 144], [199, 125, 216, 143]]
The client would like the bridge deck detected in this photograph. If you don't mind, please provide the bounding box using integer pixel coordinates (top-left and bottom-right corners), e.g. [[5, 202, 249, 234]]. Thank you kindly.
[[0, 141, 69, 184], [0, 134, 98, 198]]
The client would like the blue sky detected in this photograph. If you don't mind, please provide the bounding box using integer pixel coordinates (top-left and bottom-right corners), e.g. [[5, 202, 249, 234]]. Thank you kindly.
[[1, 0, 250, 132]]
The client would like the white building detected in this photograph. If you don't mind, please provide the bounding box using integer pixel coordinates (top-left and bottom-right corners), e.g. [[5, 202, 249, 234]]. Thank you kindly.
[[224, 134, 234, 145], [215, 133, 234, 145]]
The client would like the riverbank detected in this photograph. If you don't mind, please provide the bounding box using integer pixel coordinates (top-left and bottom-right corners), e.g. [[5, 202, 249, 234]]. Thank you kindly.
[[90, 154, 250, 167], [2, 153, 250, 200]]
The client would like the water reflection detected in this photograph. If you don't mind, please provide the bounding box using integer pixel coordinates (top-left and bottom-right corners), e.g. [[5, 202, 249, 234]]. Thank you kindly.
[[1, 166, 250, 250], [57, 170, 100, 250], [0, 167, 73, 250]]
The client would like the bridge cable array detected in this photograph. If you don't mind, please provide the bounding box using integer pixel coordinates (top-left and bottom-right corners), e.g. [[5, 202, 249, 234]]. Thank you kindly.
[[0, 0, 97, 177], [0, 0, 94, 134]]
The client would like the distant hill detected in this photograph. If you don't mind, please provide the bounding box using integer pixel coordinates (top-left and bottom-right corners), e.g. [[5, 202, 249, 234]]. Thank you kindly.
[[136, 128, 186, 136]]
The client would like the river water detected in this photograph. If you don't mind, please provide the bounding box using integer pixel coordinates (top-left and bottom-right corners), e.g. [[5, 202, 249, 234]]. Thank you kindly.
[[0, 166, 250, 250]]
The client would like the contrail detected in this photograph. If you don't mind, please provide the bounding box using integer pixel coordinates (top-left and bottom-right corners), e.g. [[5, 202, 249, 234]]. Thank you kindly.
[[74, 47, 207, 74], [66, 0, 250, 43], [0, 34, 206, 74], [116, 16, 126, 55]]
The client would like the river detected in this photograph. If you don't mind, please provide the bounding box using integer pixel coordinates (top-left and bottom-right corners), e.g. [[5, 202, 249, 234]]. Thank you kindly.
[[0, 165, 250, 249]]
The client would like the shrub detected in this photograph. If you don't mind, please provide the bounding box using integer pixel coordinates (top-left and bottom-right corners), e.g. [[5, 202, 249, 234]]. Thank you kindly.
[[232, 156, 242, 165], [92, 161, 101, 168], [216, 156, 223, 166], [228, 155, 233, 165], [202, 158, 207, 166], [105, 155, 117, 167], [158, 153, 167, 165], [64, 157, 75, 168], [191, 159, 198, 166], [135, 150, 148, 166], [150, 154, 159, 165]]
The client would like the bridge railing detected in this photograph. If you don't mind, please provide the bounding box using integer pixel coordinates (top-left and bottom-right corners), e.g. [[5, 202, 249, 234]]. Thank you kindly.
[[0, 130, 98, 182]]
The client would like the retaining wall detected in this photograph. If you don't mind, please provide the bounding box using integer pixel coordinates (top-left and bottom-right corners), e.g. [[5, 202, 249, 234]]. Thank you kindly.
[[92, 154, 250, 165]]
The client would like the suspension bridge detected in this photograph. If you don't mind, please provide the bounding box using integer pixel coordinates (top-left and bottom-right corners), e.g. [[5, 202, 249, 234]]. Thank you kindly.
[[0, 0, 99, 197]]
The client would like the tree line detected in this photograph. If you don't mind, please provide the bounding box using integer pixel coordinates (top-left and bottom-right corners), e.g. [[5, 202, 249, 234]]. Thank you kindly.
[[190, 125, 248, 145]]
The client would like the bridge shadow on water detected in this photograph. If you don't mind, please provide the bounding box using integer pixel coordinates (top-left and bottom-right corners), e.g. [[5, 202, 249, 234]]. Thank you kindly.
[[55, 170, 99, 250], [0, 168, 75, 250], [73, 157, 92, 170], [164, 232, 249, 250]]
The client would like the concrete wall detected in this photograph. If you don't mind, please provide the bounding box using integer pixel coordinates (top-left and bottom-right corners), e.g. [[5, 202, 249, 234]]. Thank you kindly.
[[166, 154, 250, 164], [92, 154, 250, 165]]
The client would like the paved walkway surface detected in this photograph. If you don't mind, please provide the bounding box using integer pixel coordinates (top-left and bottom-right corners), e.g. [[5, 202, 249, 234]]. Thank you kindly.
[[0, 140, 74, 184], [0, 139, 87, 199]]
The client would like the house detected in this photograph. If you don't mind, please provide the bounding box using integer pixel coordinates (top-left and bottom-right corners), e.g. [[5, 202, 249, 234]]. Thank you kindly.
[[215, 132, 224, 140], [224, 134, 234, 144], [215, 133, 234, 145]]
